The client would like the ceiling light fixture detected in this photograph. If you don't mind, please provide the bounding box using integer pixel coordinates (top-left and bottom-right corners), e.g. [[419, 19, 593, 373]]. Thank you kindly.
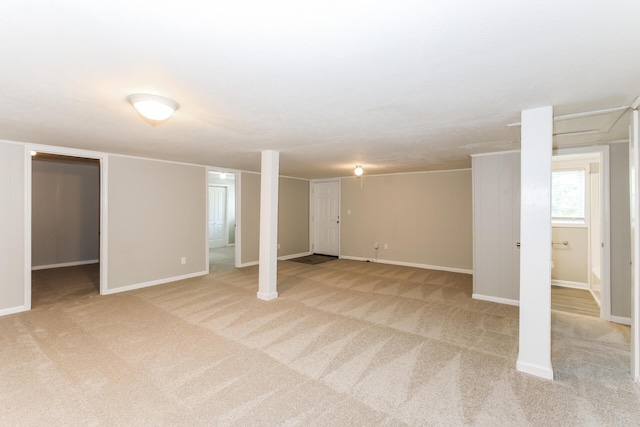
[[354, 165, 363, 177], [127, 94, 179, 122], [30, 150, 37, 156]]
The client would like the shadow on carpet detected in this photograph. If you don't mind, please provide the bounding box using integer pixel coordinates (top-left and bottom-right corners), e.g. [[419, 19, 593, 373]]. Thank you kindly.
[[289, 254, 338, 265]]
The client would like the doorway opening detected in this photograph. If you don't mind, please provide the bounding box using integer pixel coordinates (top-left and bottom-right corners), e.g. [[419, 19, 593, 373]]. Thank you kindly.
[[31, 152, 101, 308], [208, 170, 237, 271], [551, 147, 610, 320]]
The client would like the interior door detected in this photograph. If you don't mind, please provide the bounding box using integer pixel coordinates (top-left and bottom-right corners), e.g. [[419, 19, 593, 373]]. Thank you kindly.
[[209, 185, 227, 249], [313, 181, 339, 256]]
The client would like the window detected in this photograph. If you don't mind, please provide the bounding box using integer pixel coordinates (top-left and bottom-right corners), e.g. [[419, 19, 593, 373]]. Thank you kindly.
[[552, 169, 585, 224]]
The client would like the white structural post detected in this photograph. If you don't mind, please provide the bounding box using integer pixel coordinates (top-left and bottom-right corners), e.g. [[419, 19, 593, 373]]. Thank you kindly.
[[257, 150, 279, 301], [630, 108, 640, 384], [516, 106, 554, 380]]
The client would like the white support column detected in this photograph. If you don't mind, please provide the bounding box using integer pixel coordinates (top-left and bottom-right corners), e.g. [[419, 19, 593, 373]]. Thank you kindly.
[[257, 150, 279, 301], [516, 106, 554, 380], [630, 108, 640, 384]]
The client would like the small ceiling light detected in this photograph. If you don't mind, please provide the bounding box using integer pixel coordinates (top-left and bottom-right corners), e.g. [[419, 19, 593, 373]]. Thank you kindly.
[[127, 94, 179, 122], [30, 150, 37, 156], [354, 165, 364, 177]]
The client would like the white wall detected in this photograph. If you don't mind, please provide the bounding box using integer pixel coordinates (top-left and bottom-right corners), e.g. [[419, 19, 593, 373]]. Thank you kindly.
[[551, 227, 588, 285], [0, 141, 26, 314], [472, 152, 520, 303], [239, 173, 311, 265], [341, 170, 473, 272], [107, 155, 208, 292], [611, 143, 632, 318]]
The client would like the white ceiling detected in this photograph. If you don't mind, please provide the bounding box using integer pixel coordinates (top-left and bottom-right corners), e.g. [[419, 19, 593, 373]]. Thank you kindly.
[[1, 1, 639, 178]]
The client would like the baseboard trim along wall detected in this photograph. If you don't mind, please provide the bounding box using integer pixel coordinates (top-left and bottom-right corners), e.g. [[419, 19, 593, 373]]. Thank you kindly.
[[278, 251, 312, 261], [237, 261, 259, 268], [610, 315, 632, 326], [103, 270, 208, 295], [339, 255, 473, 275], [0, 305, 29, 317], [238, 252, 314, 266], [551, 279, 588, 290], [32, 259, 99, 271], [516, 360, 554, 380], [472, 294, 520, 306]]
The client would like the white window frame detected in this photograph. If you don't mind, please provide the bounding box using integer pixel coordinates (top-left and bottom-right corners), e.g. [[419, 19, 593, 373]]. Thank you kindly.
[[551, 166, 588, 226]]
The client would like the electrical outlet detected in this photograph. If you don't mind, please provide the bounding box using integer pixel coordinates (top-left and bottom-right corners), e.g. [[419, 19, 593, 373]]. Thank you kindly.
[[374, 242, 379, 249], [277, 243, 281, 249], [384, 243, 388, 249], [181, 257, 186, 265]]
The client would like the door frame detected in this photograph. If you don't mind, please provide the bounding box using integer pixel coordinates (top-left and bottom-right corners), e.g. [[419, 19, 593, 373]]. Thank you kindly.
[[206, 168, 239, 268], [24, 144, 109, 303], [629, 107, 640, 384], [309, 179, 341, 256], [553, 145, 611, 321]]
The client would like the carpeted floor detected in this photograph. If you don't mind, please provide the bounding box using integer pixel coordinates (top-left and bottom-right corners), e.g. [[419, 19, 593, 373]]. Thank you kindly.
[[1, 260, 639, 425]]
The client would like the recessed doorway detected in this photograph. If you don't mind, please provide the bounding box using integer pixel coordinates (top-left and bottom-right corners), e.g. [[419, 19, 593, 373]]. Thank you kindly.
[[551, 146, 610, 320], [31, 152, 101, 308], [208, 170, 236, 271]]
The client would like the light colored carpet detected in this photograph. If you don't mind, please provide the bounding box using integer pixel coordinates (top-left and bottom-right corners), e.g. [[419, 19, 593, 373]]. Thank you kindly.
[[1, 260, 638, 425], [209, 245, 236, 272]]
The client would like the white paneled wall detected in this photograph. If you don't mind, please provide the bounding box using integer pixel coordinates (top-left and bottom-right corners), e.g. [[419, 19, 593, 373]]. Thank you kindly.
[[472, 151, 521, 305]]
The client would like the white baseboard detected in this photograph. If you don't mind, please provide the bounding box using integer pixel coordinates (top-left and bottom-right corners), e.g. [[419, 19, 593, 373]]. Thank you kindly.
[[0, 305, 29, 317], [516, 360, 554, 380], [551, 279, 588, 290], [32, 259, 99, 271], [472, 293, 520, 306], [610, 315, 631, 326], [257, 291, 278, 301], [338, 255, 473, 275], [237, 261, 259, 268], [278, 251, 312, 261], [103, 270, 208, 295]]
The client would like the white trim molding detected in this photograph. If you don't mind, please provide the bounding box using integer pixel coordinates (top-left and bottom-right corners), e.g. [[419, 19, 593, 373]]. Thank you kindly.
[[32, 260, 99, 271], [516, 360, 554, 380], [472, 294, 520, 306], [339, 255, 472, 275], [610, 316, 631, 326], [103, 270, 208, 295], [551, 279, 588, 290], [237, 261, 259, 268], [25, 143, 110, 305], [278, 251, 313, 261], [0, 305, 29, 317]]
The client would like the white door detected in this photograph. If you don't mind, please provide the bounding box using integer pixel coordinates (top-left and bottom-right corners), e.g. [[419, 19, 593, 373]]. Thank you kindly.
[[313, 181, 339, 256], [209, 186, 227, 248]]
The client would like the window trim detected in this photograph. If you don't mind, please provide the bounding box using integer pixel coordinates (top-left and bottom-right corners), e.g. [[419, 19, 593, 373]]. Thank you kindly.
[[551, 166, 589, 227]]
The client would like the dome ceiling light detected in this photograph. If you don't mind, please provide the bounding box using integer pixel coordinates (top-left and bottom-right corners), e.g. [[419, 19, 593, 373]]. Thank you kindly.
[[127, 94, 179, 122]]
